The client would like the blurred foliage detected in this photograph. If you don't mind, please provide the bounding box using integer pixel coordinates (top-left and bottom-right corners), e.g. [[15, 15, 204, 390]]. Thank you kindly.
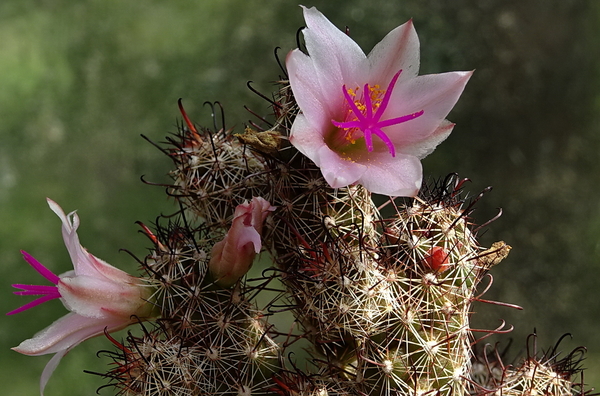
[[0, 0, 599, 394]]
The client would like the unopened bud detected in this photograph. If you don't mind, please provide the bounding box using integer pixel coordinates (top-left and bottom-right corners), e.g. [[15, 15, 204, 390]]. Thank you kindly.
[[209, 197, 275, 287]]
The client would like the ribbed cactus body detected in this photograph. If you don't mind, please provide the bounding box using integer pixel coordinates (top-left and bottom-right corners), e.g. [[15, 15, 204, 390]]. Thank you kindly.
[[169, 128, 268, 228], [267, 170, 501, 395]]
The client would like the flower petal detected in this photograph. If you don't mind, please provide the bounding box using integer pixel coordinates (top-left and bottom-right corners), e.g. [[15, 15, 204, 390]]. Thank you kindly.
[[288, 113, 328, 164], [46, 198, 134, 283], [12, 311, 128, 356], [289, 113, 367, 187], [357, 152, 422, 196], [46, 199, 87, 273], [399, 120, 455, 159], [287, 6, 367, 129], [40, 349, 67, 396], [366, 19, 420, 85], [286, 6, 471, 196], [13, 312, 131, 395], [300, 5, 366, 91], [317, 144, 367, 189], [384, 71, 473, 145], [287, 50, 333, 132], [209, 197, 275, 287], [58, 275, 148, 319]]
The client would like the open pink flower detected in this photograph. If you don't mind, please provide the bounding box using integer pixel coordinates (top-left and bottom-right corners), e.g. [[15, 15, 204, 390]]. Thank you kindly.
[[8, 199, 155, 396], [209, 197, 275, 287], [286, 6, 472, 196]]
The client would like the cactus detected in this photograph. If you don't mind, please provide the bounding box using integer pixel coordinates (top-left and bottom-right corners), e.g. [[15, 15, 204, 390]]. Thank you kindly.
[[9, 6, 596, 396], [96, 87, 590, 394], [93, 24, 594, 396], [471, 334, 591, 396], [92, 73, 583, 394]]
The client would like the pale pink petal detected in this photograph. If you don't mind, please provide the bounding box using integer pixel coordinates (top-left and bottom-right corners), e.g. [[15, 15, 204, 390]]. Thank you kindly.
[[234, 226, 261, 253], [247, 196, 276, 239], [40, 349, 67, 396], [300, 6, 366, 96], [317, 145, 366, 189], [15, 312, 130, 396], [46, 199, 91, 276], [85, 254, 134, 283], [399, 120, 455, 159], [287, 50, 335, 131], [12, 312, 127, 356], [288, 6, 369, 130], [12, 199, 157, 394], [366, 19, 420, 85], [286, 6, 472, 196], [384, 71, 473, 145], [209, 239, 255, 286], [288, 113, 329, 164], [290, 114, 368, 186], [357, 153, 422, 197], [58, 275, 147, 319], [46, 198, 133, 283]]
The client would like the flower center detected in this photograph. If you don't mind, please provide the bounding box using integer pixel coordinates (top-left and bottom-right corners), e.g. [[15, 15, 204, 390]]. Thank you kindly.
[[331, 70, 424, 157]]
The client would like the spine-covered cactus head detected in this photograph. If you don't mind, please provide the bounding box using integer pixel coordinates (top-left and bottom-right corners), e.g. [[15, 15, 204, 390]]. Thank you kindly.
[[269, 171, 511, 395], [471, 333, 592, 396]]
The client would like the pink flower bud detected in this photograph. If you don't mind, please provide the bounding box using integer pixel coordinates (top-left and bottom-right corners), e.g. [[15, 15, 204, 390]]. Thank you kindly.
[[209, 197, 275, 287]]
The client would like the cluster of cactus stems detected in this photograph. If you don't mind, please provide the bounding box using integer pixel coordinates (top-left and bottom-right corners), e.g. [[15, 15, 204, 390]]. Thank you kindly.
[[87, 63, 597, 396], [81, 48, 597, 396]]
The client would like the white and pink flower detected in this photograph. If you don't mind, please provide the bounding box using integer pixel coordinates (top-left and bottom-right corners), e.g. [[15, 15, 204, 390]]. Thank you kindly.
[[209, 197, 275, 287], [8, 199, 155, 396], [286, 6, 472, 196]]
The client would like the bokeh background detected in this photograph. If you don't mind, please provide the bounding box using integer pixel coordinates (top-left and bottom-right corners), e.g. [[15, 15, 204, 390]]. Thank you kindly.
[[1, 0, 599, 394]]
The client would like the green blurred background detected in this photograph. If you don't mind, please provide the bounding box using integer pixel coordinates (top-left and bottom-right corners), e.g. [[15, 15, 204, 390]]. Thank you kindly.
[[1, 0, 599, 394]]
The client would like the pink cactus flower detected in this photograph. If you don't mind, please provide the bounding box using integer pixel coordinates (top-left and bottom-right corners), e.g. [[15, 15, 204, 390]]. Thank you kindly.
[[286, 6, 472, 196], [7, 199, 155, 396], [209, 197, 275, 287]]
